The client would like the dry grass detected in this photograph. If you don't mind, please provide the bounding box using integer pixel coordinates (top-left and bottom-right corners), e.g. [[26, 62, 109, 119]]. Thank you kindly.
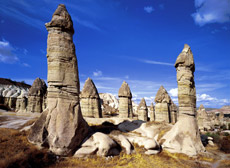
[[0, 122, 228, 168], [219, 159, 230, 168], [0, 128, 56, 168], [49, 144, 210, 168]]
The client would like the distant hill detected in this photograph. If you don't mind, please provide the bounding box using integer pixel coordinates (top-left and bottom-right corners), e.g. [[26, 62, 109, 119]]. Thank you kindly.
[[0, 78, 31, 88]]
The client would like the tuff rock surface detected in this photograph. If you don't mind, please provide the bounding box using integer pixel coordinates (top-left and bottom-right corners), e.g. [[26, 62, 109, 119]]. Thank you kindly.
[[26, 78, 47, 113], [161, 44, 205, 156], [80, 78, 102, 118], [28, 4, 89, 156], [137, 98, 148, 121], [118, 81, 133, 118], [155, 86, 172, 123]]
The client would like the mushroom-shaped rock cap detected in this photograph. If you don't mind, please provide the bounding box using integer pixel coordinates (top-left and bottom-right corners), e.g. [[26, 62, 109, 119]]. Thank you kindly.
[[175, 44, 195, 71], [138, 98, 147, 110], [81, 78, 100, 98], [28, 78, 47, 96], [45, 4, 74, 33], [155, 85, 171, 104], [118, 81, 132, 98]]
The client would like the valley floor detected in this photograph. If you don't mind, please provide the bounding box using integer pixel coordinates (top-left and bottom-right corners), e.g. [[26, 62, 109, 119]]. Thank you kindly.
[[0, 110, 230, 168]]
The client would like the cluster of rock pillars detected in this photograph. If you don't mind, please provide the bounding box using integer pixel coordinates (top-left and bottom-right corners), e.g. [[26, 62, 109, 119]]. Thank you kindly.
[[16, 4, 206, 157]]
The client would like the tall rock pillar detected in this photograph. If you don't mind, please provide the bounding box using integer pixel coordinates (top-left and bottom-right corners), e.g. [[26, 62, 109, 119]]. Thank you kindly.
[[118, 81, 133, 118], [28, 4, 89, 156], [161, 44, 205, 156]]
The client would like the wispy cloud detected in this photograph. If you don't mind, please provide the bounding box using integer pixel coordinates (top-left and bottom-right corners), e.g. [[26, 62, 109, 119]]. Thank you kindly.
[[138, 58, 174, 66], [93, 70, 103, 77], [169, 88, 178, 97], [0, 39, 18, 63], [144, 6, 155, 14], [73, 16, 101, 31], [192, 0, 230, 26]]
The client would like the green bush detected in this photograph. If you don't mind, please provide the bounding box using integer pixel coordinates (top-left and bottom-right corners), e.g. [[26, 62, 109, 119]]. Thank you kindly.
[[205, 132, 220, 143]]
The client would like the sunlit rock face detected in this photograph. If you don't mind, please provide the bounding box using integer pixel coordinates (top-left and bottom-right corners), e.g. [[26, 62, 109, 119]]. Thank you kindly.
[[154, 85, 172, 123], [149, 102, 155, 121], [137, 98, 148, 121], [80, 78, 102, 118], [161, 44, 205, 156], [28, 4, 89, 156], [26, 78, 47, 113], [118, 81, 133, 118]]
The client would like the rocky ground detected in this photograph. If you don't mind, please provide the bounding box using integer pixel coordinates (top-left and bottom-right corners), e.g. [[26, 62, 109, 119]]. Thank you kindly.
[[0, 110, 230, 168]]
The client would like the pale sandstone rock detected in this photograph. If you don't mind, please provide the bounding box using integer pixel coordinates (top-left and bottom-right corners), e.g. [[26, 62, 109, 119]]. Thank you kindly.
[[161, 44, 205, 156], [118, 81, 133, 118], [27, 78, 47, 113], [80, 78, 102, 118], [154, 86, 172, 123], [74, 132, 119, 157], [28, 4, 89, 156], [137, 98, 148, 121], [149, 102, 155, 121]]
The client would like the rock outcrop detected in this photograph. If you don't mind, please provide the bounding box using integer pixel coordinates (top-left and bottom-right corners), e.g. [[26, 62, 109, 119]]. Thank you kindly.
[[99, 93, 119, 116], [26, 78, 47, 113], [80, 78, 102, 118], [149, 102, 155, 121], [161, 44, 205, 156], [0, 78, 30, 111], [137, 98, 148, 121], [170, 102, 178, 124], [154, 86, 172, 123], [28, 4, 89, 156], [118, 81, 133, 118], [197, 104, 209, 131]]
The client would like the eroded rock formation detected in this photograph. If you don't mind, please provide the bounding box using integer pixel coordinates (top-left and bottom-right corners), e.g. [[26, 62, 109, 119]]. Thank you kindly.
[[118, 81, 133, 118], [26, 78, 47, 113], [80, 78, 102, 118], [137, 98, 148, 121], [28, 4, 89, 156], [155, 86, 172, 123], [161, 44, 205, 156], [149, 102, 155, 121]]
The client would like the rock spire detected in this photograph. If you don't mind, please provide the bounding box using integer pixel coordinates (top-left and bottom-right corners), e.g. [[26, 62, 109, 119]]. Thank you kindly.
[[28, 4, 89, 156], [118, 81, 133, 118], [161, 44, 205, 156]]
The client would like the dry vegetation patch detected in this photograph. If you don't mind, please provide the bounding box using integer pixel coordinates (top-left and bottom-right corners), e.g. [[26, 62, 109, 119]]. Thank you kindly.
[[0, 128, 56, 168]]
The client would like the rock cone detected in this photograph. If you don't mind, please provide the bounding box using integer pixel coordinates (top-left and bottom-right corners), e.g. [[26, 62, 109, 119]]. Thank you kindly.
[[137, 98, 148, 121], [161, 44, 205, 156], [118, 81, 133, 118], [28, 4, 89, 156], [27, 78, 47, 113], [154, 86, 172, 123], [80, 78, 102, 118]]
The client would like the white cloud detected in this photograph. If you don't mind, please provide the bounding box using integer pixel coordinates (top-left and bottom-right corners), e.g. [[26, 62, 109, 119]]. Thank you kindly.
[[192, 0, 230, 26], [169, 88, 178, 97], [138, 59, 174, 66], [0, 39, 19, 63], [22, 63, 30, 67], [93, 70, 103, 77], [197, 93, 230, 107], [144, 6, 154, 14]]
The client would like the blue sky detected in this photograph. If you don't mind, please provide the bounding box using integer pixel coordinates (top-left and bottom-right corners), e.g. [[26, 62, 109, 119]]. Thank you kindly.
[[0, 0, 230, 108]]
